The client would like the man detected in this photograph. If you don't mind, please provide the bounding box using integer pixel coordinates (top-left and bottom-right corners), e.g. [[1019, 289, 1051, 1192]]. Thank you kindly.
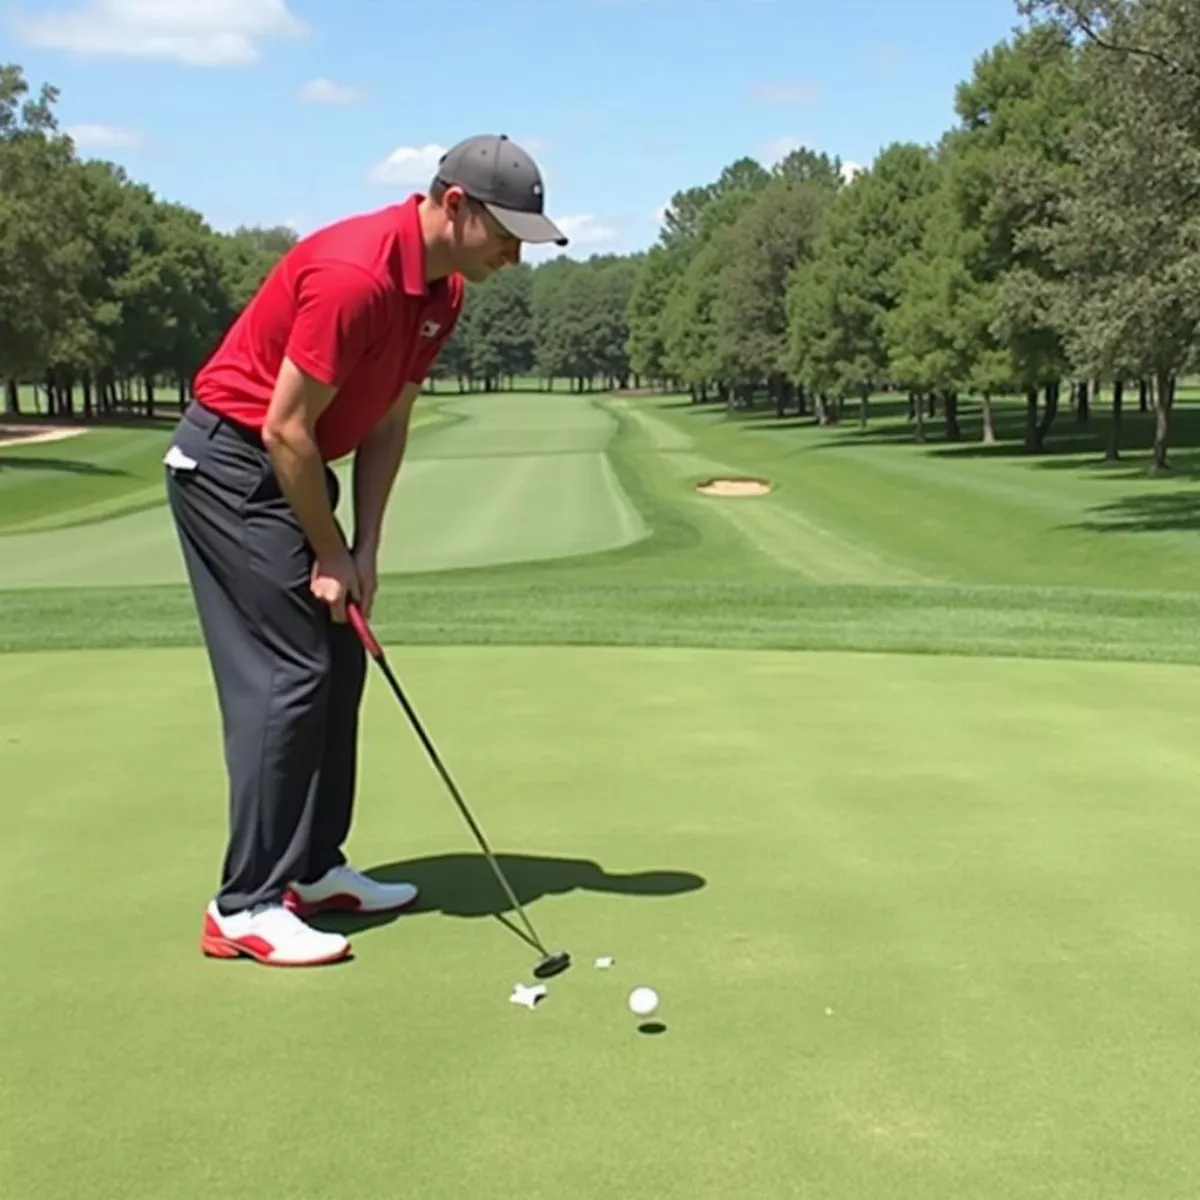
[[163, 135, 568, 968]]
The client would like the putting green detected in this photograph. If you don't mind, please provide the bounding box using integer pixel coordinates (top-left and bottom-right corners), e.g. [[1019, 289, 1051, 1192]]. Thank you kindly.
[[0, 391, 647, 589], [5, 643, 1200, 1198]]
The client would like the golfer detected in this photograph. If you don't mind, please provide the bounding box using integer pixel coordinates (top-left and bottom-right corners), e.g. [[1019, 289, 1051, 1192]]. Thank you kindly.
[[163, 136, 568, 967]]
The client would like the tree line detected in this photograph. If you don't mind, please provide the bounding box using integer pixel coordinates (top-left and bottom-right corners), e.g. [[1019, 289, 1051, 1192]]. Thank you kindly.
[[0, 59, 643, 418], [624, 0, 1200, 470], [3, 0, 1198, 469]]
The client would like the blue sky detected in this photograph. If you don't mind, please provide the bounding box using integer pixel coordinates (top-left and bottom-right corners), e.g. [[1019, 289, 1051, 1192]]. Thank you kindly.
[[4, 0, 1026, 261]]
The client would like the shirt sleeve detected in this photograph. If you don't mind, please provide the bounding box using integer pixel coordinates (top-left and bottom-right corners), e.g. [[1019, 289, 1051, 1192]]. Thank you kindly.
[[407, 276, 465, 384], [284, 260, 385, 388]]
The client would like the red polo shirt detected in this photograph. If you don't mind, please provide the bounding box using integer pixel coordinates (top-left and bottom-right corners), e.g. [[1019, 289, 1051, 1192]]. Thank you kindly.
[[193, 195, 463, 462]]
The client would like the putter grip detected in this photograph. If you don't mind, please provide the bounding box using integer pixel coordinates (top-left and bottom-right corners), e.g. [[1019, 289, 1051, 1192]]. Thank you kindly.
[[347, 603, 382, 659]]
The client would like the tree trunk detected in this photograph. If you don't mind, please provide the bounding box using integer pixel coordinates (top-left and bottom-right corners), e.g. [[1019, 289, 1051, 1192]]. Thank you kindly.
[[1024, 387, 1039, 451], [82, 373, 94, 419], [1076, 379, 1090, 423], [1151, 370, 1175, 473], [1034, 381, 1059, 451], [1106, 380, 1123, 461], [5, 379, 18, 415], [981, 393, 997, 444], [1139, 378, 1150, 412], [859, 392, 869, 431], [773, 376, 786, 418], [926, 393, 937, 418], [944, 391, 961, 441], [913, 392, 926, 443]]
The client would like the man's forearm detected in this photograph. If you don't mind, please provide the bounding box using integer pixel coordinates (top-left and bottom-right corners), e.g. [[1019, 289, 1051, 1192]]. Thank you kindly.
[[352, 407, 409, 550], [262, 421, 346, 561]]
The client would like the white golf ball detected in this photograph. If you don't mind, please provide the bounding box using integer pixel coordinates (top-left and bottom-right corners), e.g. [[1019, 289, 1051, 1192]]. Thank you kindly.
[[628, 986, 659, 1017]]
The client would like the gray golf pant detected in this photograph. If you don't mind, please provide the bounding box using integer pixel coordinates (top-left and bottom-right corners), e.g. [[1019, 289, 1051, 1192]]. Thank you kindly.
[[164, 401, 366, 915]]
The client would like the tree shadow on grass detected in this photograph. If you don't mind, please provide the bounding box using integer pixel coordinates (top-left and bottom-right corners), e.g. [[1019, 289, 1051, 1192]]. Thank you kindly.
[[308, 852, 707, 939], [1071, 490, 1200, 535], [0, 455, 128, 476]]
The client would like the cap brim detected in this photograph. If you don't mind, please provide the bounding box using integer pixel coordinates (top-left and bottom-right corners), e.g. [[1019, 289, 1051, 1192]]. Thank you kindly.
[[485, 203, 569, 246]]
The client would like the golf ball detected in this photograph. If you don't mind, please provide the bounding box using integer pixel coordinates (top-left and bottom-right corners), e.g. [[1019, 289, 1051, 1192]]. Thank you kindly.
[[628, 986, 659, 1017]]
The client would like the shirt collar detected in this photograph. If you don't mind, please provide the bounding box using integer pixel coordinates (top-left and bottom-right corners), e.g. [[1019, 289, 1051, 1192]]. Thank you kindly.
[[397, 194, 430, 297]]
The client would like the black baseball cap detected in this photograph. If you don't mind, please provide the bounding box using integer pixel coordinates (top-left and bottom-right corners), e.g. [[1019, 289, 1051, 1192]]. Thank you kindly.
[[434, 134, 569, 246]]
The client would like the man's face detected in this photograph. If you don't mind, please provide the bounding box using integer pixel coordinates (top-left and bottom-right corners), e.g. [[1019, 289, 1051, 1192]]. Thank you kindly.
[[448, 189, 522, 282]]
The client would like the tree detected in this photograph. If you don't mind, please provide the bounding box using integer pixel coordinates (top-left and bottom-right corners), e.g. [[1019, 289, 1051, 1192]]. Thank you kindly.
[[463, 264, 535, 390], [0, 64, 89, 412], [714, 155, 840, 414], [1019, 0, 1200, 470], [626, 245, 681, 388], [785, 143, 940, 431]]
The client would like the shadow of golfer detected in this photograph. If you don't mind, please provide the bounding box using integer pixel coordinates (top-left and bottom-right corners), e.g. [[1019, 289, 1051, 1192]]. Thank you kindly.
[[308, 852, 706, 938]]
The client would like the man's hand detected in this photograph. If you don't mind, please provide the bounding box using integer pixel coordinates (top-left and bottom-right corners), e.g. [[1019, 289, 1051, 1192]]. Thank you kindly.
[[311, 545, 361, 624]]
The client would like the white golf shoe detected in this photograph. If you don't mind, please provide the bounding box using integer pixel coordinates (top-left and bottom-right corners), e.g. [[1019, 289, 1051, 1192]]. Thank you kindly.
[[282, 864, 420, 919], [200, 900, 351, 967]]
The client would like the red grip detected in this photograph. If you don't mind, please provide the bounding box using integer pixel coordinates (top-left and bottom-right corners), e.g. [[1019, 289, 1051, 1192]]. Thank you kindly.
[[347, 602, 382, 658]]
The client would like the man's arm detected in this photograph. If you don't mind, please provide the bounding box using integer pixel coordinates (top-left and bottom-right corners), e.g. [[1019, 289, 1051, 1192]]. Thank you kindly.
[[351, 381, 421, 553], [262, 356, 347, 563]]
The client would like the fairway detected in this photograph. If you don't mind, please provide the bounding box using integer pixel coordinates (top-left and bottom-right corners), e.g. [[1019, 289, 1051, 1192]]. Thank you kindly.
[[7, 388, 1200, 1197], [0, 391, 647, 589], [6, 644, 1200, 1199]]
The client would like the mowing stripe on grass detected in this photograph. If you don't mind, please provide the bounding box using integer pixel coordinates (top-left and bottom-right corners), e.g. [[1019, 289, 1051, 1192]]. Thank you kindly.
[[0, 392, 648, 589], [616, 399, 929, 583]]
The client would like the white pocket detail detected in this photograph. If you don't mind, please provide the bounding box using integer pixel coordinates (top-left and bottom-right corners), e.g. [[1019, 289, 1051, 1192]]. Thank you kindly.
[[163, 445, 198, 471]]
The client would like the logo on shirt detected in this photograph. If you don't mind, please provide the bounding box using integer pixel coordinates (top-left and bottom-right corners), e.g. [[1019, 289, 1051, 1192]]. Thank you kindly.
[[421, 320, 442, 339]]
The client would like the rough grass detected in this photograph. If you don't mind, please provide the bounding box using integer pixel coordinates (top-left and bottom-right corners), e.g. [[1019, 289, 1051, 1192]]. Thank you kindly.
[[3, 387, 1200, 664]]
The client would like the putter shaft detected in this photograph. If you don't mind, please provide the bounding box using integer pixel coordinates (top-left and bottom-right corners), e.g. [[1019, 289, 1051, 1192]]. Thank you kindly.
[[347, 604, 554, 959]]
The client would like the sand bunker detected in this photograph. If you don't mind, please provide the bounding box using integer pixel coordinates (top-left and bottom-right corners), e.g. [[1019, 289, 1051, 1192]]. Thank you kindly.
[[695, 476, 773, 498], [0, 424, 87, 449]]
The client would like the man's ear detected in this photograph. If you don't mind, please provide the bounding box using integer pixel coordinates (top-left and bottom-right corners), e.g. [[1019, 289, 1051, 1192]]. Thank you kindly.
[[440, 184, 468, 220]]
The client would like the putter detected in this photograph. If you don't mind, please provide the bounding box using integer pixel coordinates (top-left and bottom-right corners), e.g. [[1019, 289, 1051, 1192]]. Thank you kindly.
[[346, 601, 571, 981]]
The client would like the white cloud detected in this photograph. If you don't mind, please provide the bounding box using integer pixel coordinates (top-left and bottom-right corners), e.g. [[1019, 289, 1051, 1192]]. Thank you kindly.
[[522, 214, 617, 263], [841, 160, 866, 183], [749, 82, 818, 106], [65, 123, 146, 151], [556, 214, 616, 246], [18, 0, 307, 67], [297, 77, 364, 105], [367, 143, 447, 187], [762, 135, 804, 165], [653, 201, 670, 226]]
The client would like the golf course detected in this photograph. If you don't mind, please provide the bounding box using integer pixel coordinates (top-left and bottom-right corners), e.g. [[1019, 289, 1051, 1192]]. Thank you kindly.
[[6, 385, 1200, 1199]]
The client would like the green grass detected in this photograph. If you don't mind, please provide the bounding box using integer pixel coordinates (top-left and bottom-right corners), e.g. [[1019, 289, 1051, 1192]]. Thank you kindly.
[[8, 385, 1200, 1197], [4, 387, 1200, 662], [0, 403, 455, 537], [6, 646, 1200, 1199], [0, 424, 173, 533]]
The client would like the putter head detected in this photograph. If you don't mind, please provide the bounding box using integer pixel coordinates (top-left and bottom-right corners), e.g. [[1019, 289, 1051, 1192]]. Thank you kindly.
[[533, 951, 571, 979]]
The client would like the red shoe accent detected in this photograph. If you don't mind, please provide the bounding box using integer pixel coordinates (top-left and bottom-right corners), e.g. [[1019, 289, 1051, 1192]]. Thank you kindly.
[[282, 888, 418, 919], [282, 889, 363, 918], [199, 912, 351, 967]]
